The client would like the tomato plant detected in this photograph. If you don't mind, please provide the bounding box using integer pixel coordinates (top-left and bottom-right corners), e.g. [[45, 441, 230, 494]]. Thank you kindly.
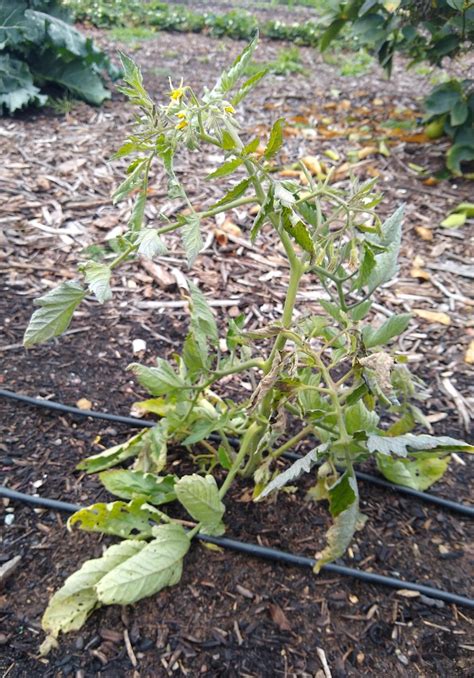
[[23, 37, 473, 652]]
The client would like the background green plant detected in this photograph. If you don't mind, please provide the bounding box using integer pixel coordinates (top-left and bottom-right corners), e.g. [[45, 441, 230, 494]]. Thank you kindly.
[[0, 0, 120, 113], [321, 1, 474, 174], [22, 37, 473, 653]]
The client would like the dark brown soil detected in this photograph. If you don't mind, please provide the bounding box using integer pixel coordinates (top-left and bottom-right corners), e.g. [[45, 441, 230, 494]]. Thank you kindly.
[[1, 290, 473, 678], [1, 13, 473, 678]]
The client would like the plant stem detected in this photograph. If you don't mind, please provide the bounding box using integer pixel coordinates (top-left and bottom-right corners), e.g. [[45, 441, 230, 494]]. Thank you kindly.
[[219, 420, 261, 498], [270, 424, 314, 460]]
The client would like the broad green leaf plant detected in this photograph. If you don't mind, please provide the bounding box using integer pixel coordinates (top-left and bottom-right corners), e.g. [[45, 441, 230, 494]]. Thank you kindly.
[[23, 37, 473, 651]]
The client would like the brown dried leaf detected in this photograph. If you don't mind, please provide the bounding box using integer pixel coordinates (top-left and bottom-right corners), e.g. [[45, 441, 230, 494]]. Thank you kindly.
[[415, 226, 433, 241], [413, 309, 451, 326], [269, 603, 292, 631], [76, 398, 92, 410]]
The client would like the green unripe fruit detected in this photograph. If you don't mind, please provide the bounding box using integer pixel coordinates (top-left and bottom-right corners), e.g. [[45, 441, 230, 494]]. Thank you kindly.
[[425, 117, 446, 139]]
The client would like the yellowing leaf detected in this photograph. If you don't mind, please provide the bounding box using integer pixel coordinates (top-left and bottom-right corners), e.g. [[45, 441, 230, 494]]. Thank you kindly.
[[413, 309, 451, 325], [357, 146, 378, 160], [301, 155, 325, 177], [440, 213, 466, 229], [465, 340, 474, 365]]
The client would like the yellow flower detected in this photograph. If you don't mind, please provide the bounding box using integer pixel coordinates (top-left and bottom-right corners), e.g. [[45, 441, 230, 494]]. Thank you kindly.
[[170, 87, 185, 101], [224, 105, 235, 115], [176, 118, 188, 130]]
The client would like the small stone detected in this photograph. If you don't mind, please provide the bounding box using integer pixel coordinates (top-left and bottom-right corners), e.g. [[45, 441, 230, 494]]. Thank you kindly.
[[4, 514, 14, 526], [132, 338, 147, 355]]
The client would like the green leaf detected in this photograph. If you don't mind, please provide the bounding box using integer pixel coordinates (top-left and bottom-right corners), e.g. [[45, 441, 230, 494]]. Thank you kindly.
[[320, 19, 345, 52], [450, 99, 468, 127], [175, 474, 225, 535], [68, 498, 164, 538], [83, 261, 112, 304], [129, 359, 187, 395], [188, 281, 218, 348], [213, 33, 259, 94], [314, 474, 361, 573], [440, 212, 467, 229], [0, 54, 46, 113], [77, 430, 148, 473], [128, 189, 147, 232], [345, 382, 369, 406], [328, 471, 357, 517], [137, 228, 168, 258], [320, 299, 344, 323], [264, 117, 285, 159], [353, 244, 376, 290], [99, 470, 176, 504], [344, 400, 379, 434], [161, 146, 184, 199], [446, 143, 474, 175], [281, 209, 315, 255], [425, 82, 462, 116], [362, 313, 411, 348], [31, 49, 110, 106], [250, 186, 274, 241], [206, 157, 243, 180], [113, 158, 147, 203], [42, 540, 145, 638], [211, 178, 250, 209], [366, 205, 404, 293], [350, 299, 372, 322], [376, 453, 450, 491], [147, 422, 168, 472], [367, 433, 474, 458], [181, 213, 203, 267], [23, 281, 85, 347], [258, 444, 328, 499], [95, 524, 190, 605], [231, 68, 267, 106]]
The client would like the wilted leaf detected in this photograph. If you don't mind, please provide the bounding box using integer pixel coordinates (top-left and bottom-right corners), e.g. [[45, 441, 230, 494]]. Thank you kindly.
[[23, 281, 85, 347], [99, 469, 176, 504], [258, 444, 328, 499], [42, 540, 145, 638], [175, 474, 225, 535], [95, 524, 190, 605], [376, 453, 449, 490], [83, 261, 112, 303], [137, 228, 168, 258], [129, 359, 187, 395], [68, 498, 164, 538], [77, 430, 148, 473], [314, 475, 361, 573], [367, 433, 474, 457]]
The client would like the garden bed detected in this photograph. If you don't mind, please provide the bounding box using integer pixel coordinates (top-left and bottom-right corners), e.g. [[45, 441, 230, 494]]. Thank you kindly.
[[1, 23, 473, 677]]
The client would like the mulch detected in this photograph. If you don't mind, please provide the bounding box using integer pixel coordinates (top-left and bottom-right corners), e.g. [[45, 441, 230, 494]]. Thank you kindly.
[[1, 14, 473, 678]]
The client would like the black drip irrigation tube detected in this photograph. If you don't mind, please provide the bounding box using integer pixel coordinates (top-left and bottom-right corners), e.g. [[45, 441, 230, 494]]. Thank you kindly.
[[2, 388, 473, 518], [1, 485, 473, 609]]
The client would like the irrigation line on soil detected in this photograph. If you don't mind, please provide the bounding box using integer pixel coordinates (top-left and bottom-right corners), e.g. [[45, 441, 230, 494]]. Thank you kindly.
[[2, 388, 473, 517], [1, 486, 473, 609]]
